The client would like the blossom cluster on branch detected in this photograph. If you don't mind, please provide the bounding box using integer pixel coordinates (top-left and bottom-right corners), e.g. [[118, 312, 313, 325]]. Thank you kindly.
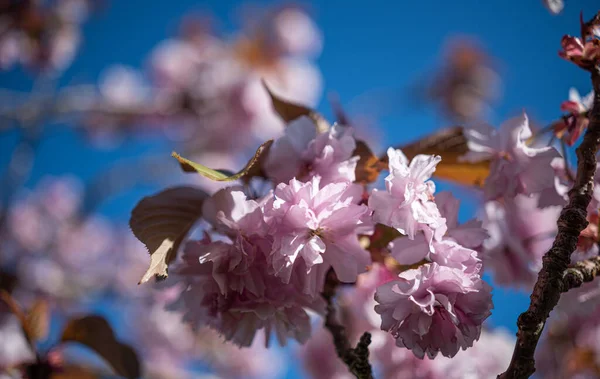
[[2, 2, 600, 379], [135, 90, 504, 370]]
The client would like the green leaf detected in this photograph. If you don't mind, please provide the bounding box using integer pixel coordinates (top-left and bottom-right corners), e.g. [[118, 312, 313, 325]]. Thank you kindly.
[[172, 139, 273, 181]]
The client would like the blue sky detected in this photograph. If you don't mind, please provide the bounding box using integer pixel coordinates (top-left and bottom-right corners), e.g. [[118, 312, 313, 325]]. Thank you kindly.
[[1, 0, 599, 377]]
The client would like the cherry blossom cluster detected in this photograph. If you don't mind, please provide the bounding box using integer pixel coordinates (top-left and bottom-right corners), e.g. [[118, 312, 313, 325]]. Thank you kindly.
[[299, 263, 512, 378], [0, 0, 91, 72], [536, 301, 600, 378], [471, 108, 600, 288], [162, 112, 495, 362], [0, 175, 286, 378], [85, 6, 322, 155], [2, 176, 119, 299]]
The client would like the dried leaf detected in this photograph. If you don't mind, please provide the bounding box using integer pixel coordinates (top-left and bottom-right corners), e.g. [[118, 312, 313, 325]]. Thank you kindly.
[[51, 366, 100, 379], [0, 289, 27, 329], [60, 315, 140, 379], [329, 93, 350, 125], [368, 224, 403, 252], [353, 140, 384, 184], [0, 271, 17, 293], [385, 127, 490, 187], [24, 299, 49, 343], [130, 186, 208, 284], [263, 81, 330, 133], [0, 291, 49, 349], [172, 139, 273, 182]]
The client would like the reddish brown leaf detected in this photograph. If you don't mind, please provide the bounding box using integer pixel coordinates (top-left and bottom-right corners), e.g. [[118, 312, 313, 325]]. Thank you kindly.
[[60, 315, 140, 379], [353, 140, 384, 184], [51, 366, 99, 379], [129, 186, 208, 284], [384, 126, 490, 187], [263, 80, 330, 133], [0, 291, 49, 354], [24, 299, 49, 343]]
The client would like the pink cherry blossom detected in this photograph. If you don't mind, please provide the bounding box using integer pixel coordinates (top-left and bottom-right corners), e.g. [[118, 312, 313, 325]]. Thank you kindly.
[[543, 0, 564, 14], [481, 194, 561, 288], [0, 313, 35, 369], [299, 327, 354, 379], [431, 328, 515, 379], [555, 88, 595, 145], [202, 187, 269, 237], [205, 328, 286, 379], [461, 113, 560, 201], [302, 123, 359, 185], [262, 116, 317, 184], [167, 231, 325, 348], [264, 120, 359, 186], [537, 304, 600, 379], [369, 148, 447, 245], [263, 7, 323, 57], [374, 262, 493, 359], [434, 191, 489, 248], [388, 191, 487, 269], [265, 177, 372, 294], [299, 264, 437, 379], [561, 88, 594, 114], [391, 239, 482, 276], [559, 35, 600, 69]]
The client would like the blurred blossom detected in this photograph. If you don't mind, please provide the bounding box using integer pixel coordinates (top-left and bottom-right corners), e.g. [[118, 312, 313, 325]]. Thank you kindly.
[[3, 176, 131, 300], [462, 113, 560, 201], [199, 328, 286, 379], [99, 65, 151, 111], [82, 6, 323, 152], [0, 0, 91, 72], [481, 194, 560, 288], [299, 264, 437, 379], [430, 328, 515, 379], [537, 304, 600, 379], [299, 326, 353, 379], [0, 312, 35, 370], [269, 7, 322, 57], [542, 0, 564, 14], [426, 38, 501, 123]]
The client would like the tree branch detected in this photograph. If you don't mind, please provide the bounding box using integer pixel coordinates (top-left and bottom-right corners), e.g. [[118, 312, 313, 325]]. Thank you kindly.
[[562, 256, 600, 290], [498, 67, 600, 379], [322, 270, 373, 379]]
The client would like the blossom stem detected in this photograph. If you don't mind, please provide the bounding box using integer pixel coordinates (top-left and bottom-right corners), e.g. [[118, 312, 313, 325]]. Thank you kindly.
[[498, 65, 600, 378], [322, 270, 373, 379]]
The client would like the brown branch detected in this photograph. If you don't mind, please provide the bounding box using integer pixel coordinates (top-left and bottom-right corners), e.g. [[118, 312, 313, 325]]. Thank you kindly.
[[498, 67, 600, 379], [562, 256, 600, 290], [322, 270, 373, 379]]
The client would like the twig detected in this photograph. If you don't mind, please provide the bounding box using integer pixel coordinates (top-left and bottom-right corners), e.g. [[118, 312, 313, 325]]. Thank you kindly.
[[562, 256, 600, 290], [322, 270, 373, 379], [498, 66, 600, 378]]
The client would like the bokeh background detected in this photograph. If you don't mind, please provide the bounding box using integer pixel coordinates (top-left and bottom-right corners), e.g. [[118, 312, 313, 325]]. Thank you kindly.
[[0, 0, 598, 378]]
